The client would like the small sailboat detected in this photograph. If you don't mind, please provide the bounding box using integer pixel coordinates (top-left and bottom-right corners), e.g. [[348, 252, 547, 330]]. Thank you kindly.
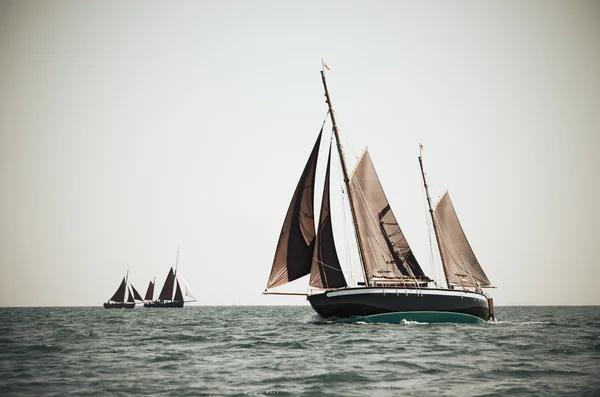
[[103, 271, 144, 309], [264, 68, 495, 323], [144, 248, 196, 308]]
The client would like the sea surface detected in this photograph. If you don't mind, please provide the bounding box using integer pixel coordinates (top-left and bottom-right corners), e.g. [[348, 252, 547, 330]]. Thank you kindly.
[[1, 306, 599, 396]]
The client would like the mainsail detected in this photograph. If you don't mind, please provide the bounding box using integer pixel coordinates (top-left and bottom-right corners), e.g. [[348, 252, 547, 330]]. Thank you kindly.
[[158, 267, 176, 301], [433, 191, 492, 288], [267, 129, 322, 288], [109, 277, 127, 302], [309, 143, 347, 289], [144, 280, 155, 301], [350, 150, 426, 282]]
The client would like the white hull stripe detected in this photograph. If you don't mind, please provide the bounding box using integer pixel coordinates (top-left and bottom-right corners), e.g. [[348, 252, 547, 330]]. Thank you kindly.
[[325, 288, 488, 302]]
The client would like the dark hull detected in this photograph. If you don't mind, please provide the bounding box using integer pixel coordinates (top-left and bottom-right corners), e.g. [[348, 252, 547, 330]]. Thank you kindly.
[[103, 302, 135, 309], [307, 287, 490, 322], [143, 301, 184, 308]]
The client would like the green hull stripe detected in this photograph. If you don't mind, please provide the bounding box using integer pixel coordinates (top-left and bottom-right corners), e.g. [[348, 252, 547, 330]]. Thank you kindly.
[[336, 311, 486, 324]]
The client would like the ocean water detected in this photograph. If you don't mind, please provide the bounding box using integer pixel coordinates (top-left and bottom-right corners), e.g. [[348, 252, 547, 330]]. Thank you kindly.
[[1, 306, 599, 396]]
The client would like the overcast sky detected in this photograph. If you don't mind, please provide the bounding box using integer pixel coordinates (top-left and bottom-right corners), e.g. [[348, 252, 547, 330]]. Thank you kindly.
[[1, 0, 598, 307]]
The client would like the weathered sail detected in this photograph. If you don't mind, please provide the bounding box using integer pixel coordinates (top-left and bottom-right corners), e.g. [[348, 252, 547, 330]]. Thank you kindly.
[[127, 287, 135, 303], [109, 277, 127, 302], [158, 267, 176, 301], [433, 191, 492, 287], [173, 280, 184, 302], [131, 284, 143, 301], [310, 143, 347, 289], [144, 281, 154, 301], [350, 150, 426, 282], [267, 130, 322, 289]]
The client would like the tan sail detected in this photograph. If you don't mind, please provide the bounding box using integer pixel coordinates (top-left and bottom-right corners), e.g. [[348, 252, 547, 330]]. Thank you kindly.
[[433, 191, 492, 288], [349, 149, 426, 284]]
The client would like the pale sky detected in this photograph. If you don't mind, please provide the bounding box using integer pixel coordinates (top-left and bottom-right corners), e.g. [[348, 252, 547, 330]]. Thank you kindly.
[[0, 0, 598, 307]]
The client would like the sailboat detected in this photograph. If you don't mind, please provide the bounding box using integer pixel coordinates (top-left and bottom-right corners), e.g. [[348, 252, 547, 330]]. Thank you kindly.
[[264, 69, 495, 323], [103, 271, 144, 309], [144, 248, 196, 308]]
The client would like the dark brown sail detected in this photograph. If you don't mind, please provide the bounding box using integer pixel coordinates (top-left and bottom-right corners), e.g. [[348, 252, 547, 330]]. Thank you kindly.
[[158, 267, 176, 301], [108, 277, 127, 302], [350, 149, 426, 281], [127, 287, 135, 303], [131, 284, 143, 301], [267, 129, 322, 289], [144, 281, 154, 301], [310, 143, 347, 289], [173, 280, 184, 302], [433, 191, 492, 288]]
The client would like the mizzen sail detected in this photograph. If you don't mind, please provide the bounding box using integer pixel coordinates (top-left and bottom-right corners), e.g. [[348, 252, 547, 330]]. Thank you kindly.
[[350, 150, 426, 282], [309, 143, 347, 289], [267, 129, 322, 289], [433, 191, 492, 287]]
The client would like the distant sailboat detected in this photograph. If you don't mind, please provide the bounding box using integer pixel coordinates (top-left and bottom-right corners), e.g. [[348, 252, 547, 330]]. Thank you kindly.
[[103, 271, 144, 309], [144, 247, 196, 308], [263, 68, 495, 323]]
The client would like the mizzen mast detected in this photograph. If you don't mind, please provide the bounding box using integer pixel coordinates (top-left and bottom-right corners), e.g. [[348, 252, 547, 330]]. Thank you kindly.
[[418, 145, 450, 288], [320, 70, 369, 284]]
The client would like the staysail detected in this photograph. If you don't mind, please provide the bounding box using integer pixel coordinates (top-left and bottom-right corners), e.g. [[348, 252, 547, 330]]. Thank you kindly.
[[309, 143, 347, 289], [144, 280, 154, 301], [158, 267, 176, 301], [131, 284, 144, 301], [127, 287, 135, 303], [179, 274, 195, 300], [109, 277, 127, 302], [267, 129, 322, 288], [350, 150, 426, 282], [173, 280, 184, 302], [433, 191, 492, 287]]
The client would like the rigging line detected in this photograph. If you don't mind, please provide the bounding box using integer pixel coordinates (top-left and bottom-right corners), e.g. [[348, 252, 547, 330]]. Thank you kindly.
[[332, 110, 361, 161], [312, 257, 344, 272], [337, 156, 355, 286], [423, 185, 440, 287]]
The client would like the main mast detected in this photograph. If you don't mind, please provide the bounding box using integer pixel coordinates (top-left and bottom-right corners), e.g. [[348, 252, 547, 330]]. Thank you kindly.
[[173, 246, 179, 301], [320, 70, 369, 284], [418, 146, 450, 288], [125, 270, 129, 303]]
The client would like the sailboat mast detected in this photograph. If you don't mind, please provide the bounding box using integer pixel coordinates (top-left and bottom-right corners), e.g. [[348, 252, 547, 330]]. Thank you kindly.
[[173, 246, 179, 301], [320, 70, 369, 284], [418, 146, 450, 288], [125, 270, 129, 303]]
